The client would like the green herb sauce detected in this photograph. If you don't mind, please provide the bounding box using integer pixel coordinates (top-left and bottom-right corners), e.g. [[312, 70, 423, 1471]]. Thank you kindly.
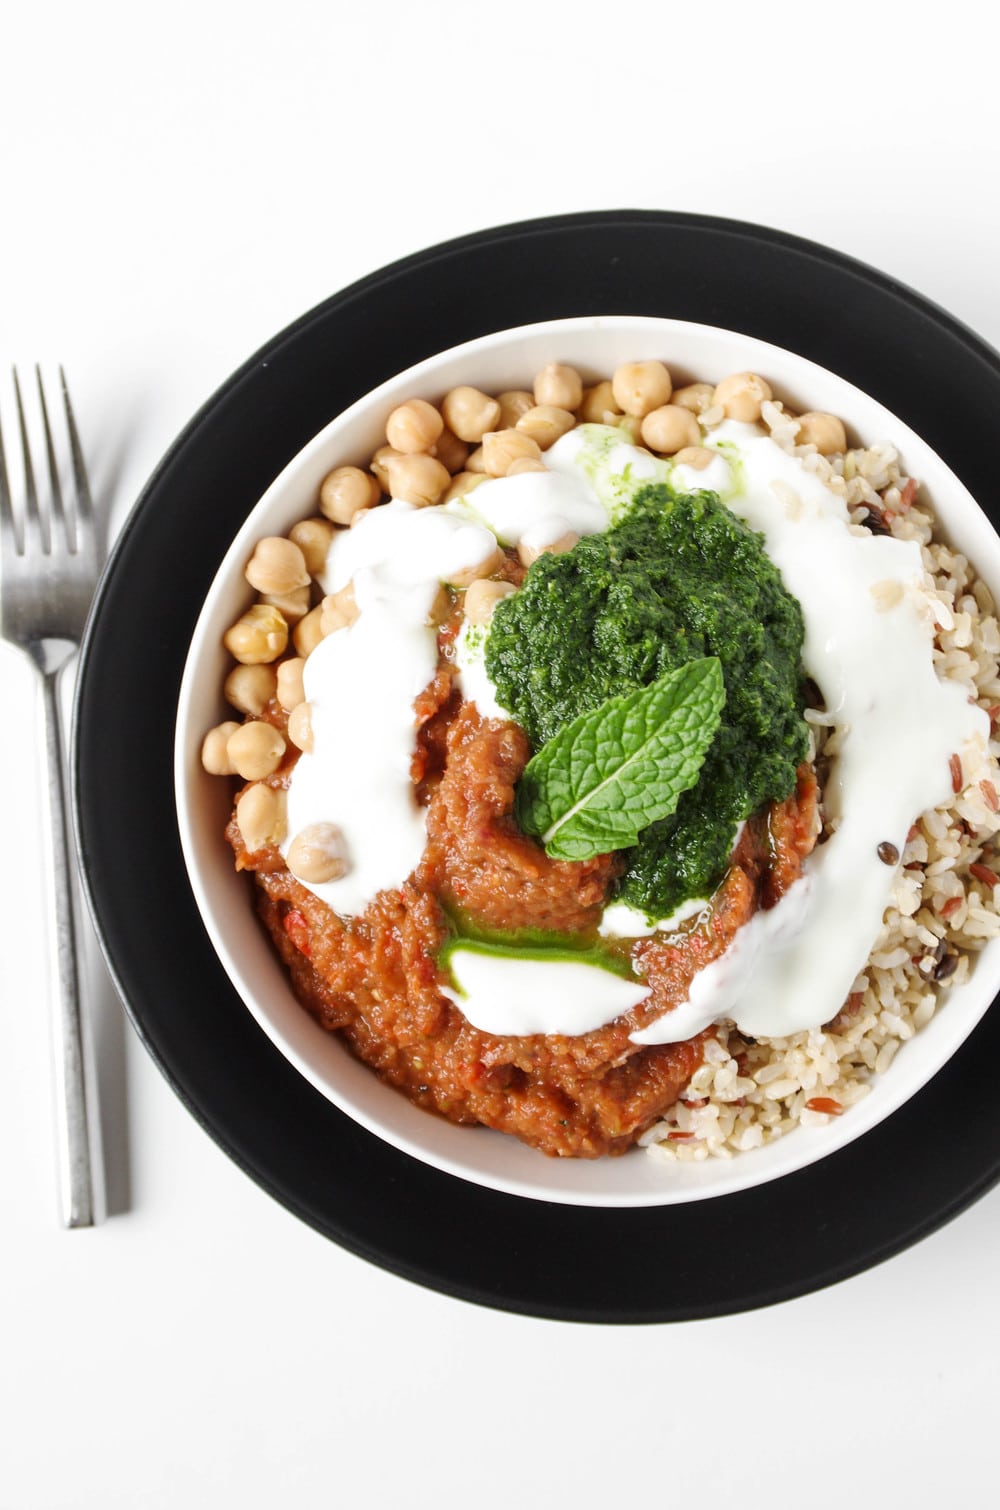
[[439, 906, 633, 983], [485, 486, 809, 919]]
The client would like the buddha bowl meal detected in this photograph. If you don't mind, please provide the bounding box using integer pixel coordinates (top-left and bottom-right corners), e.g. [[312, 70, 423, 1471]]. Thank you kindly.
[[176, 317, 1000, 1206]]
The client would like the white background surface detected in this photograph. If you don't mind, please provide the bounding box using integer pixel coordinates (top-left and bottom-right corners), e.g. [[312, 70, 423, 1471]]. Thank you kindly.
[[3, 3, 999, 1505]]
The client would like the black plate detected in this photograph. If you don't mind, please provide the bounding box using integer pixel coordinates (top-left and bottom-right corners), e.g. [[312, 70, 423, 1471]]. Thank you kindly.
[[75, 211, 1000, 1323]]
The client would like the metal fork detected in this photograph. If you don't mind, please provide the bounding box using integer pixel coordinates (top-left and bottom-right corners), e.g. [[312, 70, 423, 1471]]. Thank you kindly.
[[0, 368, 102, 1227]]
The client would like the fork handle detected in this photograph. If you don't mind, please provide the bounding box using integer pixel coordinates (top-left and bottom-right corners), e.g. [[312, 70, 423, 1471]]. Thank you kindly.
[[39, 663, 99, 1227]]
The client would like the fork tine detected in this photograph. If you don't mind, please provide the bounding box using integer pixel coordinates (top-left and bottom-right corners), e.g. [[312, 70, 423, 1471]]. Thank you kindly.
[[60, 367, 94, 547], [14, 367, 49, 554], [37, 365, 72, 553], [0, 391, 17, 555]]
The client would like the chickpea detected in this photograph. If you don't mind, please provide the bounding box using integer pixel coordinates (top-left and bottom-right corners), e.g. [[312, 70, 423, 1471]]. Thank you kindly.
[[673, 446, 716, 471], [671, 382, 715, 416], [465, 445, 487, 474], [320, 581, 359, 635], [275, 657, 306, 712], [224, 664, 277, 717], [447, 545, 506, 590], [464, 578, 517, 625], [236, 783, 287, 854], [227, 720, 287, 781], [371, 445, 404, 491], [441, 386, 502, 444], [579, 380, 620, 424], [224, 604, 288, 665], [427, 584, 452, 626], [289, 517, 335, 577], [385, 453, 451, 507], [349, 508, 374, 529], [533, 362, 583, 411], [515, 405, 576, 450], [244, 536, 310, 596], [201, 721, 242, 775], [713, 371, 773, 422], [616, 414, 644, 443], [287, 701, 314, 753], [518, 530, 580, 568], [385, 398, 444, 455], [496, 390, 536, 428], [287, 822, 350, 884], [640, 404, 702, 455], [320, 466, 380, 526], [431, 426, 469, 474], [293, 605, 327, 658], [506, 457, 547, 476], [795, 411, 847, 455], [481, 429, 543, 477], [612, 360, 673, 417], [443, 471, 488, 503], [261, 585, 310, 624]]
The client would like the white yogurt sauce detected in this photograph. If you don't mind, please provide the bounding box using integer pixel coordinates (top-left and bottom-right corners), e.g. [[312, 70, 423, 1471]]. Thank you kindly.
[[282, 572, 438, 915], [284, 500, 501, 914], [284, 440, 612, 916], [454, 620, 509, 721], [445, 464, 607, 545], [322, 496, 498, 593], [279, 419, 987, 1047], [441, 946, 650, 1037], [632, 420, 988, 1043], [599, 896, 709, 939]]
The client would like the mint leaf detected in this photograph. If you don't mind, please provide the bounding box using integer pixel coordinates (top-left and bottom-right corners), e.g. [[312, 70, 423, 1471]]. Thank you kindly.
[[516, 659, 726, 862]]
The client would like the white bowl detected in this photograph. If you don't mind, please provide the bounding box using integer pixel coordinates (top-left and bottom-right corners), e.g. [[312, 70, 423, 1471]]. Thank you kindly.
[[174, 315, 1000, 1208]]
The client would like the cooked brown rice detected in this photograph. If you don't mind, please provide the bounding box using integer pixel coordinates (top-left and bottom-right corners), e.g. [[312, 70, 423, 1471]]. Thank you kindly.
[[642, 398, 1000, 1161]]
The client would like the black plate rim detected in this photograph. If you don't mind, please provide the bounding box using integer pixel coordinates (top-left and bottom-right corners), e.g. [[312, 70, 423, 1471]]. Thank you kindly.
[[73, 209, 1000, 1324]]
